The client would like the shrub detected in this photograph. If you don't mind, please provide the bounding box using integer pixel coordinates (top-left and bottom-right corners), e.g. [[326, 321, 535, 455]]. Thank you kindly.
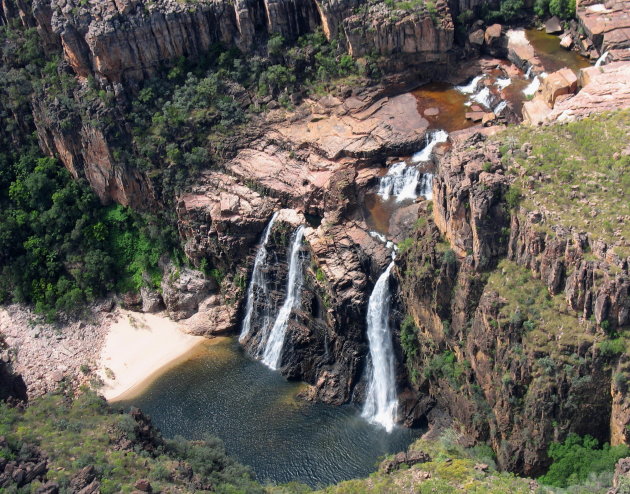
[[505, 185, 522, 209], [598, 337, 626, 357], [539, 433, 630, 487]]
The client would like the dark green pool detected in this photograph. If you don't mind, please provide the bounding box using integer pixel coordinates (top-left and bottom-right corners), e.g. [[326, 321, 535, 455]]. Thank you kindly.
[[121, 338, 421, 487]]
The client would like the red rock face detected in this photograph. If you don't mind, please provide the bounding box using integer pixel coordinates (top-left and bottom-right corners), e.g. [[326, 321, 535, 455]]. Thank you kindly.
[[398, 130, 628, 475], [578, 0, 630, 55], [38, 0, 455, 84]]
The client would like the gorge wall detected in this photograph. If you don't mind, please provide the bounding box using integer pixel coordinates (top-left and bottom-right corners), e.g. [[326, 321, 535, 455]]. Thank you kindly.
[[2, 0, 629, 480]]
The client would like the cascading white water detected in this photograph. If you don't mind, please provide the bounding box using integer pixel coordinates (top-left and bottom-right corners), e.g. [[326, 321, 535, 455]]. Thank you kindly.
[[472, 87, 493, 109], [595, 51, 609, 67], [411, 130, 449, 163], [377, 131, 446, 202], [377, 162, 419, 202], [456, 75, 484, 94], [362, 261, 398, 432], [495, 77, 512, 90], [418, 173, 434, 200], [493, 100, 507, 116], [261, 226, 305, 370], [525, 65, 533, 79], [239, 212, 279, 342], [523, 76, 541, 97]]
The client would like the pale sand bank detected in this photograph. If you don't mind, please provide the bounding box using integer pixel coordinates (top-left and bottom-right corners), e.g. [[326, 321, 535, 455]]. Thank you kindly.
[[98, 310, 206, 401]]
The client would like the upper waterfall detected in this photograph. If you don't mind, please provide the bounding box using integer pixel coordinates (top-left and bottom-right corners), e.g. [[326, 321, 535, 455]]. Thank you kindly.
[[261, 225, 306, 370], [362, 261, 398, 432], [377, 130, 447, 203], [239, 212, 279, 343]]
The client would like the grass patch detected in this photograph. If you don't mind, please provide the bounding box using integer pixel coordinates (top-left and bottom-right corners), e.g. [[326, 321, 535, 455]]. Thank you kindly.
[[494, 110, 630, 258]]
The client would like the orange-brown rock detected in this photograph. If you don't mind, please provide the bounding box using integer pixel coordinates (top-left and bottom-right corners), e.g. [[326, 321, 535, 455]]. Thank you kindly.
[[540, 67, 578, 107], [578, 0, 630, 55], [41, 0, 456, 84], [522, 98, 552, 125], [176, 171, 279, 267], [548, 60, 630, 122], [274, 92, 430, 160]]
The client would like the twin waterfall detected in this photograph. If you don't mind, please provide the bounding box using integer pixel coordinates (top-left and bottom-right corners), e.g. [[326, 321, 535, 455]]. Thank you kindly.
[[262, 226, 305, 370], [240, 217, 305, 371], [362, 261, 398, 432], [243, 216, 400, 429]]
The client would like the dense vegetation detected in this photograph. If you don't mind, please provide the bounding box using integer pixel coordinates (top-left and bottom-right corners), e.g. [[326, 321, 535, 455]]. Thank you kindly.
[[540, 433, 629, 488], [0, 151, 176, 318], [0, 19, 177, 319], [0, 390, 266, 493]]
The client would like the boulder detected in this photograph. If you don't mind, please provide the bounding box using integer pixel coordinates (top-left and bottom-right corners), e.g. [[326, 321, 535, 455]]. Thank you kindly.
[[465, 111, 485, 122], [482, 112, 497, 125], [485, 23, 502, 45], [120, 291, 142, 309], [140, 286, 163, 313], [134, 479, 152, 492], [484, 23, 507, 57], [380, 450, 431, 473], [540, 68, 578, 107], [560, 34, 573, 49], [161, 263, 215, 321], [469, 29, 485, 46], [522, 98, 552, 125], [545, 16, 563, 34]]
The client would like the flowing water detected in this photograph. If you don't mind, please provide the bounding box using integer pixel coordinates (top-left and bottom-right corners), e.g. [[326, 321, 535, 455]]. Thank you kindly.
[[261, 226, 305, 370], [525, 29, 591, 73], [376, 131, 446, 203], [362, 261, 398, 432], [413, 82, 477, 132], [122, 338, 421, 487], [240, 212, 279, 343], [595, 51, 609, 67]]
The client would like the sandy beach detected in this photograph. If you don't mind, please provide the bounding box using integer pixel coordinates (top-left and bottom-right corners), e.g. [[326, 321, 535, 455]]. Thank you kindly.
[[98, 310, 206, 401]]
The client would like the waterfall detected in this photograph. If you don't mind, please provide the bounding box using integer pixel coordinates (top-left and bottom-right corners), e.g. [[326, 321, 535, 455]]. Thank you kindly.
[[595, 51, 609, 67], [495, 77, 512, 90], [456, 75, 484, 94], [411, 130, 449, 163], [377, 162, 417, 201], [377, 131, 445, 202], [418, 173, 434, 201], [261, 226, 305, 370], [493, 100, 507, 116], [362, 261, 398, 432], [523, 76, 542, 97], [525, 65, 533, 79], [472, 87, 493, 109], [239, 212, 279, 343]]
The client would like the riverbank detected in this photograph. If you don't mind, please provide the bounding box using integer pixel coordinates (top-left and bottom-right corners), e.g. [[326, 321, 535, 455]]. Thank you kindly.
[[98, 310, 207, 401]]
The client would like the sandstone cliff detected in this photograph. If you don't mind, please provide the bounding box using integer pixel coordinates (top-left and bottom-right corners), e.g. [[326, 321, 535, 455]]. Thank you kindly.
[[395, 118, 629, 474]]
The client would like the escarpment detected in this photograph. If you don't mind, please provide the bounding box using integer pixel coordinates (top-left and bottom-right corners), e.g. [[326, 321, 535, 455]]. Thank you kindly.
[[33, 0, 456, 85], [394, 117, 630, 475]]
